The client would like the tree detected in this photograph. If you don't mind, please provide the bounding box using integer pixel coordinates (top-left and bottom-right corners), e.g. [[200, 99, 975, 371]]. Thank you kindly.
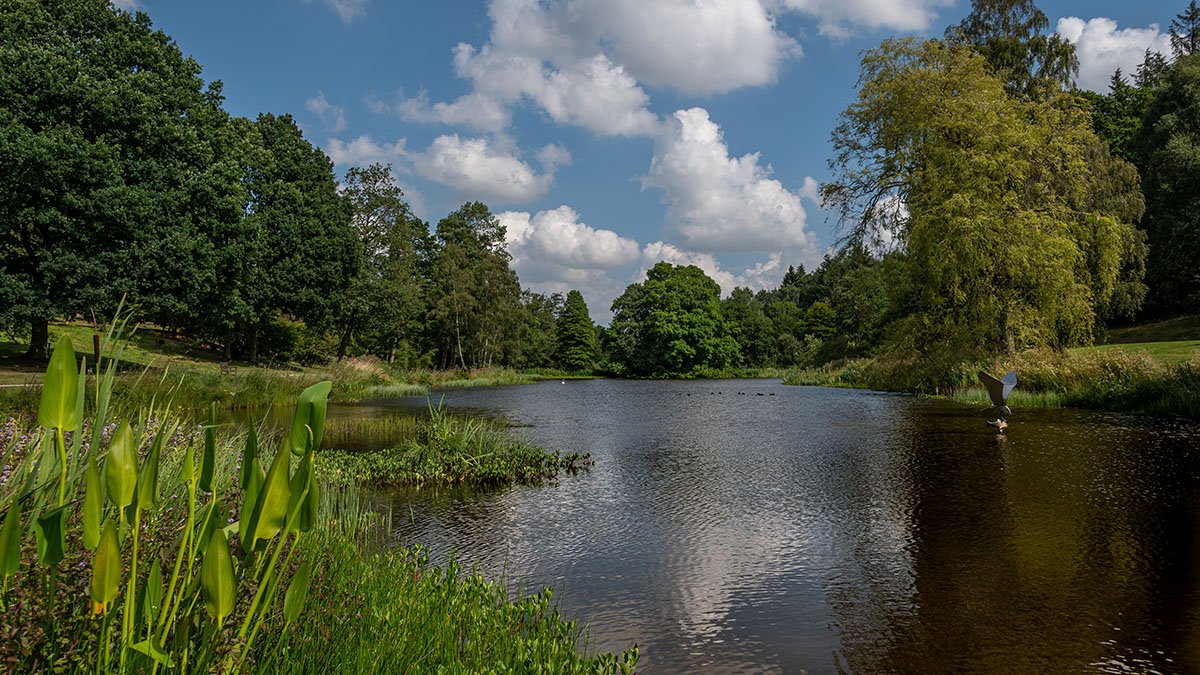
[[721, 288, 776, 367], [555, 290, 596, 371], [607, 263, 740, 377], [824, 39, 1143, 372], [945, 0, 1078, 99], [1077, 70, 1152, 161], [1171, 1, 1200, 59], [234, 113, 358, 362], [0, 0, 238, 357], [1133, 54, 1200, 314], [1135, 49, 1169, 89], [335, 163, 425, 360], [426, 202, 523, 369]]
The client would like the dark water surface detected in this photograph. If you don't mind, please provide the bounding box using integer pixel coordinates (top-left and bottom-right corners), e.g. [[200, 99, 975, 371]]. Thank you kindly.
[[344, 379, 1200, 674]]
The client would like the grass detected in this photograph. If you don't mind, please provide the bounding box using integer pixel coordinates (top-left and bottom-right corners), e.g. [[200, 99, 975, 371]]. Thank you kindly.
[[1104, 314, 1200, 344], [0, 323, 564, 414], [1079, 340, 1200, 365], [784, 346, 1200, 419], [318, 405, 592, 487], [0, 337, 634, 673]]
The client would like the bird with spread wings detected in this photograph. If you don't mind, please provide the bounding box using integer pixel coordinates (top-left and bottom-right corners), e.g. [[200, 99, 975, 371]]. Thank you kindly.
[[978, 369, 1017, 431]]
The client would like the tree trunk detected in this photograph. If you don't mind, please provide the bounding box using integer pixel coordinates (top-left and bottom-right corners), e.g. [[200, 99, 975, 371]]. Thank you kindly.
[[25, 318, 50, 360], [249, 324, 260, 364], [336, 313, 356, 361], [224, 335, 233, 362]]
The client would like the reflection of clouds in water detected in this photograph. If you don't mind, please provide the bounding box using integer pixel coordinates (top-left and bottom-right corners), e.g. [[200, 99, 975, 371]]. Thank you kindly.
[[380, 381, 1200, 674]]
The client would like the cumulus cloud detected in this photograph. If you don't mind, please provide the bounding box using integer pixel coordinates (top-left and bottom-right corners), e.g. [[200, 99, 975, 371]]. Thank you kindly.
[[412, 135, 560, 204], [1057, 17, 1171, 92], [110, 0, 140, 10], [640, 242, 789, 295], [643, 108, 818, 256], [503, 206, 641, 272], [305, 91, 347, 132], [323, 135, 407, 167], [391, 0, 954, 137], [771, 0, 954, 39]]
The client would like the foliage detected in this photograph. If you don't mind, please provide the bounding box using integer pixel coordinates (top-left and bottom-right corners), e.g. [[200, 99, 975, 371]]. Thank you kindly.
[[824, 38, 1144, 372], [317, 404, 591, 487], [1171, 0, 1200, 59], [556, 290, 597, 371], [1132, 54, 1200, 315], [0, 0, 241, 358], [606, 263, 740, 377], [944, 0, 1077, 99]]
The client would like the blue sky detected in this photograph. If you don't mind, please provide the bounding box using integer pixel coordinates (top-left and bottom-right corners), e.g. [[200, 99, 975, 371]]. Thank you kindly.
[[117, 0, 1178, 319]]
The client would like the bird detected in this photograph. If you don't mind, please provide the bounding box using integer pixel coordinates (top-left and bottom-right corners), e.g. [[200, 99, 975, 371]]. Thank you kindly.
[[978, 369, 1017, 432]]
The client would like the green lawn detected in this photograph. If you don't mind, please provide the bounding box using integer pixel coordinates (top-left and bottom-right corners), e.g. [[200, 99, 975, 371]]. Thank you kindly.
[[1105, 314, 1200, 344], [1078, 340, 1200, 365]]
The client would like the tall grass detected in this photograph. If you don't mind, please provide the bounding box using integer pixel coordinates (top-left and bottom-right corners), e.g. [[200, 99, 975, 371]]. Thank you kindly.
[[318, 404, 592, 487], [783, 348, 1200, 419]]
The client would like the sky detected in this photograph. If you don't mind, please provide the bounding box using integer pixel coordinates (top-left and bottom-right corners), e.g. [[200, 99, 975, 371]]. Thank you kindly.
[[114, 0, 1178, 321]]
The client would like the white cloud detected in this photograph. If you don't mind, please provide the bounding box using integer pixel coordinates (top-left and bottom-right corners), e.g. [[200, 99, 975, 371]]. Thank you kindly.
[[575, 0, 800, 94], [771, 0, 954, 39], [110, 0, 140, 10], [640, 242, 788, 296], [503, 206, 641, 271], [412, 135, 560, 204], [307, 0, 367, 23], [399, 0, 954, 137], [305, 91, 347, 132], [1057, 17, 1171, 92], [643, 108, 818, 256], [322, 135, 407, 167]]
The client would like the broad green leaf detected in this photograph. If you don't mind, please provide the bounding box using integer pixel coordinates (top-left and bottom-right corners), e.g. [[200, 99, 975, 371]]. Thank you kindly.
[[247, 445, 290, 548], [91, 519, 121, 612], [138, 421, 172, 510], [131, 639, 174, 668], [239, 457, 265, 551], [200, 530, 236, 625], [240, 425, 258, 490], [104, 420, 138, 512], [283, 561, 312, 624], [82, 455, 102, 550], [144, 558, 163, 626], [0, 502, 21, 577], [287, 450, 318, 533], [287, 381, 331, 456], [200, 403, 216, 493], [34, 506, 66, 566], [179, 441, 195, 486], [39, 335, 80, 431]]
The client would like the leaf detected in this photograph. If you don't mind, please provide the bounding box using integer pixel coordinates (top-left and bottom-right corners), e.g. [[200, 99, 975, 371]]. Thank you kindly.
[[138, 421, 171, 510], [283, 561, 312, 625], [91, 519, 122, 611], [34, 506, 66, 566], [200, 403, 217, 493], [39, 335, 80, 431], [0, 502, 22, 578], [240, 425, 258, 491], [144, 558, 163, 626], [200, 529, 236, 625], [104, 420, 138, 513], [179, 440, 195, 486], [82, 455, 102, 550], [131, 639, 174, 668], [247, 444, 291, 548], [287, 450, 318, 533], [287, 381, 331, 456], [239, 457, 265, 551]]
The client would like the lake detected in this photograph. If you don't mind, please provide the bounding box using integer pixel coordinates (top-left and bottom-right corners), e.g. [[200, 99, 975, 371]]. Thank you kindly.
[[330, 378, 1200, 674]]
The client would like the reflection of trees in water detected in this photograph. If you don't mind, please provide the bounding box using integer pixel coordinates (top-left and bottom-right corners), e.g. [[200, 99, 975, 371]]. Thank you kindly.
[[830, 404, 1200, 673]]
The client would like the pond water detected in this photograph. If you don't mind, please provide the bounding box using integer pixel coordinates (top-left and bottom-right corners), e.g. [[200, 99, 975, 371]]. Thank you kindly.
[[337, 379, 1200, 674]]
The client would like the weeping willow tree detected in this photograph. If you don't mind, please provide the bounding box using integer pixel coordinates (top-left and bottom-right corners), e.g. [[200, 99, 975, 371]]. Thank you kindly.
[[823, 38, 1143, 375]]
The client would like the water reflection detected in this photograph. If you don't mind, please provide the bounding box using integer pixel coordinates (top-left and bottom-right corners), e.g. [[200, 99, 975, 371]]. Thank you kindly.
[[336, 380, 1200, 673]]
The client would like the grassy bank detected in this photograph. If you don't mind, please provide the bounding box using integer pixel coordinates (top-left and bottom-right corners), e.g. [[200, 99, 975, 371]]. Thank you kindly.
[[0, 340, 635, 673], [0, 322, 569, 413], [783, 345, 1200, 419]]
